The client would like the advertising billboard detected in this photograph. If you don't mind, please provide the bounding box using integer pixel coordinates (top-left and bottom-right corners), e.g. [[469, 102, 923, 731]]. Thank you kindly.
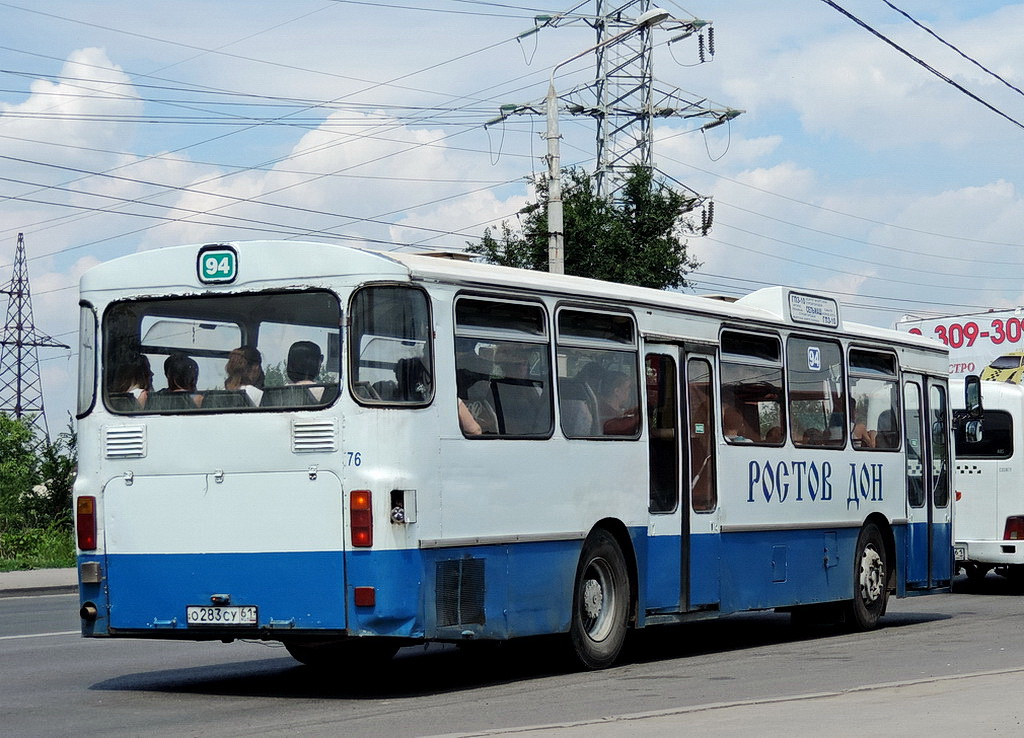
[[896, 309, 1024, 380]]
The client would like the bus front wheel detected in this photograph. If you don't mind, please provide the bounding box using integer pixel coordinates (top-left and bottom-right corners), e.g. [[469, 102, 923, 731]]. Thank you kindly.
[[569, 529, 630, 669], [846, 523, 888, 630]]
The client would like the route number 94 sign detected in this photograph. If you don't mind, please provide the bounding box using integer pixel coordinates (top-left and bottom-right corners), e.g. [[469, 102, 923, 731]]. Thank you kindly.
[[197, 245, 237, 284]]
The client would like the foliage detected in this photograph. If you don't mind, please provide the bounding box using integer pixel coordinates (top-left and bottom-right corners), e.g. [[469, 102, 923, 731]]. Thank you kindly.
[[0, 415, 77, 569], [0, 526, 75, 571], [264, 361, 336, 387], [466, 166, 703, 290]]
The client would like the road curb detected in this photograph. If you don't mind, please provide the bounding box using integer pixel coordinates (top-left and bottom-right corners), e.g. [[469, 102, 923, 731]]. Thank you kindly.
[[0, 584, 79, 598], [0, 568, 78, 598]]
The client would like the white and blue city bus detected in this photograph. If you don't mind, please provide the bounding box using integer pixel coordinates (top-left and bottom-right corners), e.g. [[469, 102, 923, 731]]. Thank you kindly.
[[74, 241, 962, 669]]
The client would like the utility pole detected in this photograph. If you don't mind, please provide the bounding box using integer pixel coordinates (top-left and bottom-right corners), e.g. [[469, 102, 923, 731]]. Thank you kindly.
[[0, 233, 70, 440]]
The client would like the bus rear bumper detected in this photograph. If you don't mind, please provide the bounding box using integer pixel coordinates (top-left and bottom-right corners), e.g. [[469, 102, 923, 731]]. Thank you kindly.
[[955, 540, 1024, 566]]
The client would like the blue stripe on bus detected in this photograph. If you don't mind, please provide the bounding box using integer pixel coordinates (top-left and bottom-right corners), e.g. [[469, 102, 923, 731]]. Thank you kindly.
[[100, 551, 347, 632], [83, 520, 948, 638]]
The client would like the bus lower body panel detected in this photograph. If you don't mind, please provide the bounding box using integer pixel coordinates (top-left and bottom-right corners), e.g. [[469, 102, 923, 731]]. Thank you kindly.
[[81, 538, 588, 643], [715, 527, 860, 613], [84, 550, 348, 637], [345, 539, 583, 642]]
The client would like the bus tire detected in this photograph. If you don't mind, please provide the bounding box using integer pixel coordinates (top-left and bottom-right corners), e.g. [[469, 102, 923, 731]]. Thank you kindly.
[[569, 529, 630, 670], [964, 563, 991, 584], [285, 639, 398, 668], [846, 523, 888, 631]]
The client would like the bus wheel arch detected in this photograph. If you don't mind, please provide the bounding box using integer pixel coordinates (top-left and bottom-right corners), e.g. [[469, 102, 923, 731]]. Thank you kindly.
[[846, 518, 891, 630], [569, 522, 635, 669], [867, 513, 897, 600]]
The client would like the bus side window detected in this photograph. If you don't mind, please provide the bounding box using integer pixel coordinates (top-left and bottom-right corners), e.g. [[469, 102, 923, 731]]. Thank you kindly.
[[455, 298, 552, 438], [720, 330, 784, 446], [349, 285, 433, 407], [788, 336, 845, 449], [555, 309, 639, 440], [849, 349, 900, 452]]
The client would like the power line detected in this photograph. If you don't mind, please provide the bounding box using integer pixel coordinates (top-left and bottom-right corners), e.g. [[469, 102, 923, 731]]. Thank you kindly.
[[880, 0, 1024, 100], [818, 0, 1024, 132]]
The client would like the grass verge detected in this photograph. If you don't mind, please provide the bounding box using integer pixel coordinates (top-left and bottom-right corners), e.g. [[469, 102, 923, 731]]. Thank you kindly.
[[0, 526, 76, 572]]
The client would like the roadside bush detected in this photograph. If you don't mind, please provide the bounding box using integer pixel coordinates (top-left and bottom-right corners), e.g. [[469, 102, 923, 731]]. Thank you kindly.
[[0, 415, 77, 570]]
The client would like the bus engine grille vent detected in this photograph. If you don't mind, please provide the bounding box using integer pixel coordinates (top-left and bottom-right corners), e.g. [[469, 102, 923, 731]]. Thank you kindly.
[[436, 558, 485, 627], [291, 419, 338, 453], [105, 426, 147, 458]]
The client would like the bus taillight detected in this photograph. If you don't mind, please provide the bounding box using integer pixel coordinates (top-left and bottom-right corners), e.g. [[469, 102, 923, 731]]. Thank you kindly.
[[1003, 516, 1024, 541], [351, 490, 373, 547], [77, 496, 97, 551]]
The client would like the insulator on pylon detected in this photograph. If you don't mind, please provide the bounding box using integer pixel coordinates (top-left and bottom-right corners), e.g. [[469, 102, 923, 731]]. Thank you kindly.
[[702, 201, 715, 236], [698, 34, 705, 63], [708, 26, 715, 57]]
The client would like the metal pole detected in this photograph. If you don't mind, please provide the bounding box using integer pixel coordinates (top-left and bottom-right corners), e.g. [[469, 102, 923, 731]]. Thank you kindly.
[[545, 81, 564, 275]]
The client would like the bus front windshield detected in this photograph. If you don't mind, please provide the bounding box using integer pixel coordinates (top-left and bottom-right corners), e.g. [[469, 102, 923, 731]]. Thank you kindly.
[[101, 290, 341, 414]]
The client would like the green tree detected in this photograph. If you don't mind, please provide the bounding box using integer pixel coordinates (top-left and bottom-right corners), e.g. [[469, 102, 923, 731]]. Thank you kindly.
[[31, 421, 77, 530], [467, 166, 702, 290], [0, 415, 38, 532], [1, 416, 78, 567]]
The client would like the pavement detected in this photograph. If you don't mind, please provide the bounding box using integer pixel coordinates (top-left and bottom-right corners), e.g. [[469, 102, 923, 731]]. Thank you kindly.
[[0, 567, 77, 597]]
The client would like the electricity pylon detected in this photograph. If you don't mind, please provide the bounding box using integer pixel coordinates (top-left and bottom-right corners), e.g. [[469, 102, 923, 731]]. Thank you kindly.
[[490, 1, 741, 220], [0, 233, 69, 440]]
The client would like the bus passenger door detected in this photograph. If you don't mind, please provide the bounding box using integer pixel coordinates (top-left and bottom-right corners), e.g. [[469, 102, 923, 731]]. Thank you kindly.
[[644, 350, 684, 614], [684, 355, 719, 610], [903, 376, 953, 590], [644, 349, 718, 615]]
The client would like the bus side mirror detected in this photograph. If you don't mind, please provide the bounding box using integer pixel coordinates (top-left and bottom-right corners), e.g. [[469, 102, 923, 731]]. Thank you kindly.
[[962, 418, 983, 444], [964, 375, 983, 418]]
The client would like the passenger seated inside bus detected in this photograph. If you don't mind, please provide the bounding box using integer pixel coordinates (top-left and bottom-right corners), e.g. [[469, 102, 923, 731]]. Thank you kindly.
[[395, 356, 432, 402], [598, 371, 639, 436], [260, 341, 324, 407], [723, 406, 754, 443], [465, 345, 547, 435], [109, 352, 153, 411], [148, 352, 201, 410], [457, 397, 482, 435], [874, 409, 898, 448], [221, 345, 264, 406], [852, 399, 877, 448]]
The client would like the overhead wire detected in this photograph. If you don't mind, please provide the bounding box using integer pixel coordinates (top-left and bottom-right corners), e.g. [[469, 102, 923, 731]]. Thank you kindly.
[[3, 0, 1018, 317], [817, 0, 1024, 132]]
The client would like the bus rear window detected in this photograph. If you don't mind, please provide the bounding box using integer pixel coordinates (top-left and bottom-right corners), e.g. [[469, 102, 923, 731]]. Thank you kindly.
[[102, 291, 341, 414]]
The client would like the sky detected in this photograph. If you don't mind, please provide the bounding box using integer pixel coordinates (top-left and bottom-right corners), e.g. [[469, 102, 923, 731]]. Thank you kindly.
[[2, 0, 1024, 431]]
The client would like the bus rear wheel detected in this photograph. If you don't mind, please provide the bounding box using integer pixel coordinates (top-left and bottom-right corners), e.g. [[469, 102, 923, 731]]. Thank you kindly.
[[846, 523, 888, 630], [964, 562, 991, 584], [569, 529, 630, 670]]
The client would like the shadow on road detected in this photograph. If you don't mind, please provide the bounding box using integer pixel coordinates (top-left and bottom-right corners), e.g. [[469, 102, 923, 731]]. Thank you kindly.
[[952, 571, 1024, 596], [88, 604, 953, 700]]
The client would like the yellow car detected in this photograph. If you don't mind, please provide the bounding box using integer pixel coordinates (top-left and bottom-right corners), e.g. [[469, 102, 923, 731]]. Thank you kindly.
[[981, 351, 1024, 383]]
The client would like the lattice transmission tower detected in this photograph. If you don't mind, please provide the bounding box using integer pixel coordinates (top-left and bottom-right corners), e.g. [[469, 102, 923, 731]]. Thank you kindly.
[[0, 233, 69, 440], [492, 0, 741, 211]]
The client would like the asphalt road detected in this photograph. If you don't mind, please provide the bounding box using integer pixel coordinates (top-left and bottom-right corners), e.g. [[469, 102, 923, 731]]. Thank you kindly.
[[3, 575, 1024, 736]]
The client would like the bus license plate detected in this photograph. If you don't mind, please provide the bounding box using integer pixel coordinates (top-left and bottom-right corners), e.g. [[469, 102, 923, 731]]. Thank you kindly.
[[953, 545, 967, 561], [186, 605, 258, 626]]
